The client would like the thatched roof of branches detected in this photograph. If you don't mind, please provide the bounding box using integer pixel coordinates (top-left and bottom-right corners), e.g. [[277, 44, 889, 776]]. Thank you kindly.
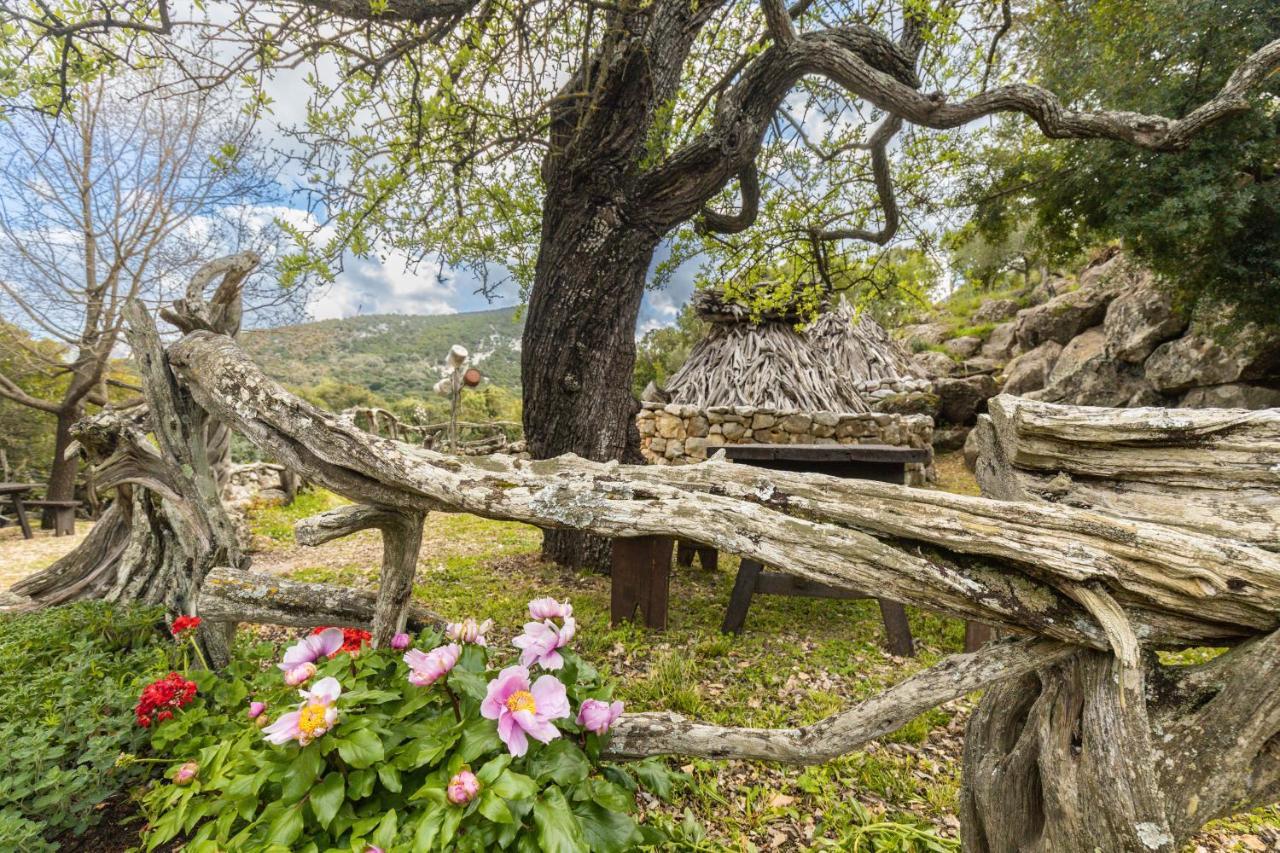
[[663, 289, 922, 413]]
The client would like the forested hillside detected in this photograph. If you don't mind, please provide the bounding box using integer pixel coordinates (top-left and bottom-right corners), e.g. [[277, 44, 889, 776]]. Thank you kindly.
[[240, 307, 524, 399]]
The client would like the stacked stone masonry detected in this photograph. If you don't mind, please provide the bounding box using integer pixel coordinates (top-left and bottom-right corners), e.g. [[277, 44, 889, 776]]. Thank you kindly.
[[637, 402, 934, 486]]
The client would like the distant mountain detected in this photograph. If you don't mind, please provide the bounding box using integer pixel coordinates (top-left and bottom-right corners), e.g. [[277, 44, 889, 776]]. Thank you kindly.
[[241, 307, 524, 399]]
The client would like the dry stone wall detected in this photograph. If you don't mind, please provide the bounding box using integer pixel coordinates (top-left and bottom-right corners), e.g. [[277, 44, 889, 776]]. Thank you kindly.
[[637, 402, 934, 486]]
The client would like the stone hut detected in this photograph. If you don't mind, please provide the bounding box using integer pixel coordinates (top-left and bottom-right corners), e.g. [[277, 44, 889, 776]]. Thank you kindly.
[[638, 291, 934, 484]]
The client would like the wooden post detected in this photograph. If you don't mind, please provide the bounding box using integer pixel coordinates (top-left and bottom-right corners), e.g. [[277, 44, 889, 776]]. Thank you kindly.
[[611, 536, 674, 629], [721, 558, 764, 634], [964, 621, 994, 652]]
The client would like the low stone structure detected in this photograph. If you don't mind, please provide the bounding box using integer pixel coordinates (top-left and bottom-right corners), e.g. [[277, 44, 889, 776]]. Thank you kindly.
[[637, 401, 934, 485]]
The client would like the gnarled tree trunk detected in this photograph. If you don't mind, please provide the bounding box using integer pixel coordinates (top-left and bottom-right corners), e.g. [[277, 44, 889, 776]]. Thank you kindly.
[[7, 253, 259, 618], [522, 194, 651, 571]]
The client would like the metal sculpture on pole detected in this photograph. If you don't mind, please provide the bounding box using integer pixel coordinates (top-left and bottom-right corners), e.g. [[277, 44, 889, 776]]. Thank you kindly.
[[432, 345, 483, 453]]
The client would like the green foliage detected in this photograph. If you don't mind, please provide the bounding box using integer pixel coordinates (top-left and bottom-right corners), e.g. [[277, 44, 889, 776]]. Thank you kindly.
[[247, 487, 350, 541], [0, 602, 169, 848], [140, 629, 679, 851], [632, 304, 707, 395], [966, 0, 1280, 322]]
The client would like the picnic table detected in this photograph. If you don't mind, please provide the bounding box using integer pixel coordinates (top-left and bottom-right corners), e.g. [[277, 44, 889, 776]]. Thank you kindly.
[[611, 444, 995, 654], [0, 483, 38, 540]]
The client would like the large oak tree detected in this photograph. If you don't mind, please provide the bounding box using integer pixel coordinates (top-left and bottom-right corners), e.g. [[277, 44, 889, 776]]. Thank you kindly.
[[5, 0, 1277, 566]]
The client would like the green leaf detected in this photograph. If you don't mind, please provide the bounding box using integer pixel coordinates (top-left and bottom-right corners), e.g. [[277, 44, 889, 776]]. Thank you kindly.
[[490, 768, 537, 801], [447, 667, 488, 701], [308, 771, 344, 829], [533, 786, 588, 853], [336, 728, 385, 768], [476, 754, 512, 784], [371, 808, 398, 848], [265, 803, 304, 846], [377, 762, 403, 793], [586, 778, 633, 813], [282, 745, 323, 803], [571, 800, 641, 853], [457, 717, 502, 763], [632, 758, 677, 799], [527, 740, 590, 786], [478, 788, 513, 824]]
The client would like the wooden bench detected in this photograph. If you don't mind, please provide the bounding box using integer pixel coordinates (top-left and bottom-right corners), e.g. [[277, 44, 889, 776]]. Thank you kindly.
[[23, 500, 80, 536], [612, 444, 995, 654]]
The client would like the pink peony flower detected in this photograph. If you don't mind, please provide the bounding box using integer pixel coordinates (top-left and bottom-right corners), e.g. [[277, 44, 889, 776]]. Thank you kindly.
[[279, 627, 343, 684], [513, 616, 576, 670], [283, 662, 316, 687], [577, 698, 624, 735], [262, 677, 342, 746], [364, 847, 384, 853], [247, 701, 266, 719], [445, 617, 493, 646], [404, 643, 461, 687], [447, 768, 481, 805], [480, 665, 570, 757], [390, 632, 411, 650], [173, 761, 199, 786], [528, 597, 572, 621]]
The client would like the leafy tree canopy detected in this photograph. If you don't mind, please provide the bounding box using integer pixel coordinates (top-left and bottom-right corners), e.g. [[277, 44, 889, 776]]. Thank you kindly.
[[963, 0, 1280, 321]]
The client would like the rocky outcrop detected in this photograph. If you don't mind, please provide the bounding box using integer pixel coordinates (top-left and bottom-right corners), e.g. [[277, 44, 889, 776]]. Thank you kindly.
[[902, 252, 1280, 418], [973, 298, 1020, 324], [944, 335, 983, 358], [981, 321, 1018, 361], [1103, 283, 1185, 363], [1001, 341, 1062, 396]]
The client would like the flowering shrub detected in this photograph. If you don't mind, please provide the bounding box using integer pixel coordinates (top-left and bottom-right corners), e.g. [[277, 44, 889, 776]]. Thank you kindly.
[[139, 599, 678, 851], [134, 671, 198, 727]]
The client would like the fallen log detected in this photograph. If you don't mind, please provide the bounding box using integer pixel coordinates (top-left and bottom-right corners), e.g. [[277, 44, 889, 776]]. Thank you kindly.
[[198, 566, 443, 632], [975, 395, 1280, 549]]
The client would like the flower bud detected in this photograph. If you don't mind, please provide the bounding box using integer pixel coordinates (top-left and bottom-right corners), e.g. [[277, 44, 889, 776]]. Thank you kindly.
[[284, 662, 316, 686], [390, 632, 411, 650], [255, 714, 271, 729], [174, 761, 199, 786], [248, 701, 266, 719], [576, 698, 624, 735], [447, 768, 481, 805]]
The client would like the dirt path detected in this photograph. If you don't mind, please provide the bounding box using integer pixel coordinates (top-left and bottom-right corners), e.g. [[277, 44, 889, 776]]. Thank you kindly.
[[0, 522, 91, 592]]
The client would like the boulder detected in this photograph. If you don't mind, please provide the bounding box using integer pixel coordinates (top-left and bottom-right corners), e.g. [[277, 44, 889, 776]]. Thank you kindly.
[[934, 374, 999, 425], [932, 425, 970, 452], [981, 321, 1018, 361], [897, 322, 951, 347], [1000, 341, 1062, 396], [1180, 383, 1280, 410], [973, 298, 1020, 324], [963, 425, 982, 471], [1033, 354, 1152, 408], [912, 349, 958, 378], [1145, 324, 1280, 393], [1047, 327, 1105, 386], [1014, 282, 1118, 349], [944, 335, 983, 358], [1103, 284, 1185, 363], [873, 391, 941, 417]]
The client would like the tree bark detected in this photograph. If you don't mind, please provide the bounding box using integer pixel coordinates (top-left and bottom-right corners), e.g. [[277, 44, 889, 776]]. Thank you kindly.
[[42, 404, 83, 527], [523, 197, 653, 571]]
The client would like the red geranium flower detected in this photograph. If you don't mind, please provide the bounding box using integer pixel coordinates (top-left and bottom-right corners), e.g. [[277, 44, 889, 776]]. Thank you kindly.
[[135, 672, 198, 727], [311, 626, 372, 656], [170, 615, 202, 637]]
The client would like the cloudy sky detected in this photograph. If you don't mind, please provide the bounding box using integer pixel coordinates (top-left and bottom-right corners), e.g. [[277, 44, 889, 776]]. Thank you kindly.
[[252, 61, 698, 334]]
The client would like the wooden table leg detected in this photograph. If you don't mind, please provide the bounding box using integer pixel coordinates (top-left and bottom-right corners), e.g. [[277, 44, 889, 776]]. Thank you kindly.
[[877, 599, 915, 657], [676, 540, 696, 568], [11, 495, 32, 540], [964, 621, 994, 652], [721, 558, 763, 634], [611, 536, 674, 630]]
